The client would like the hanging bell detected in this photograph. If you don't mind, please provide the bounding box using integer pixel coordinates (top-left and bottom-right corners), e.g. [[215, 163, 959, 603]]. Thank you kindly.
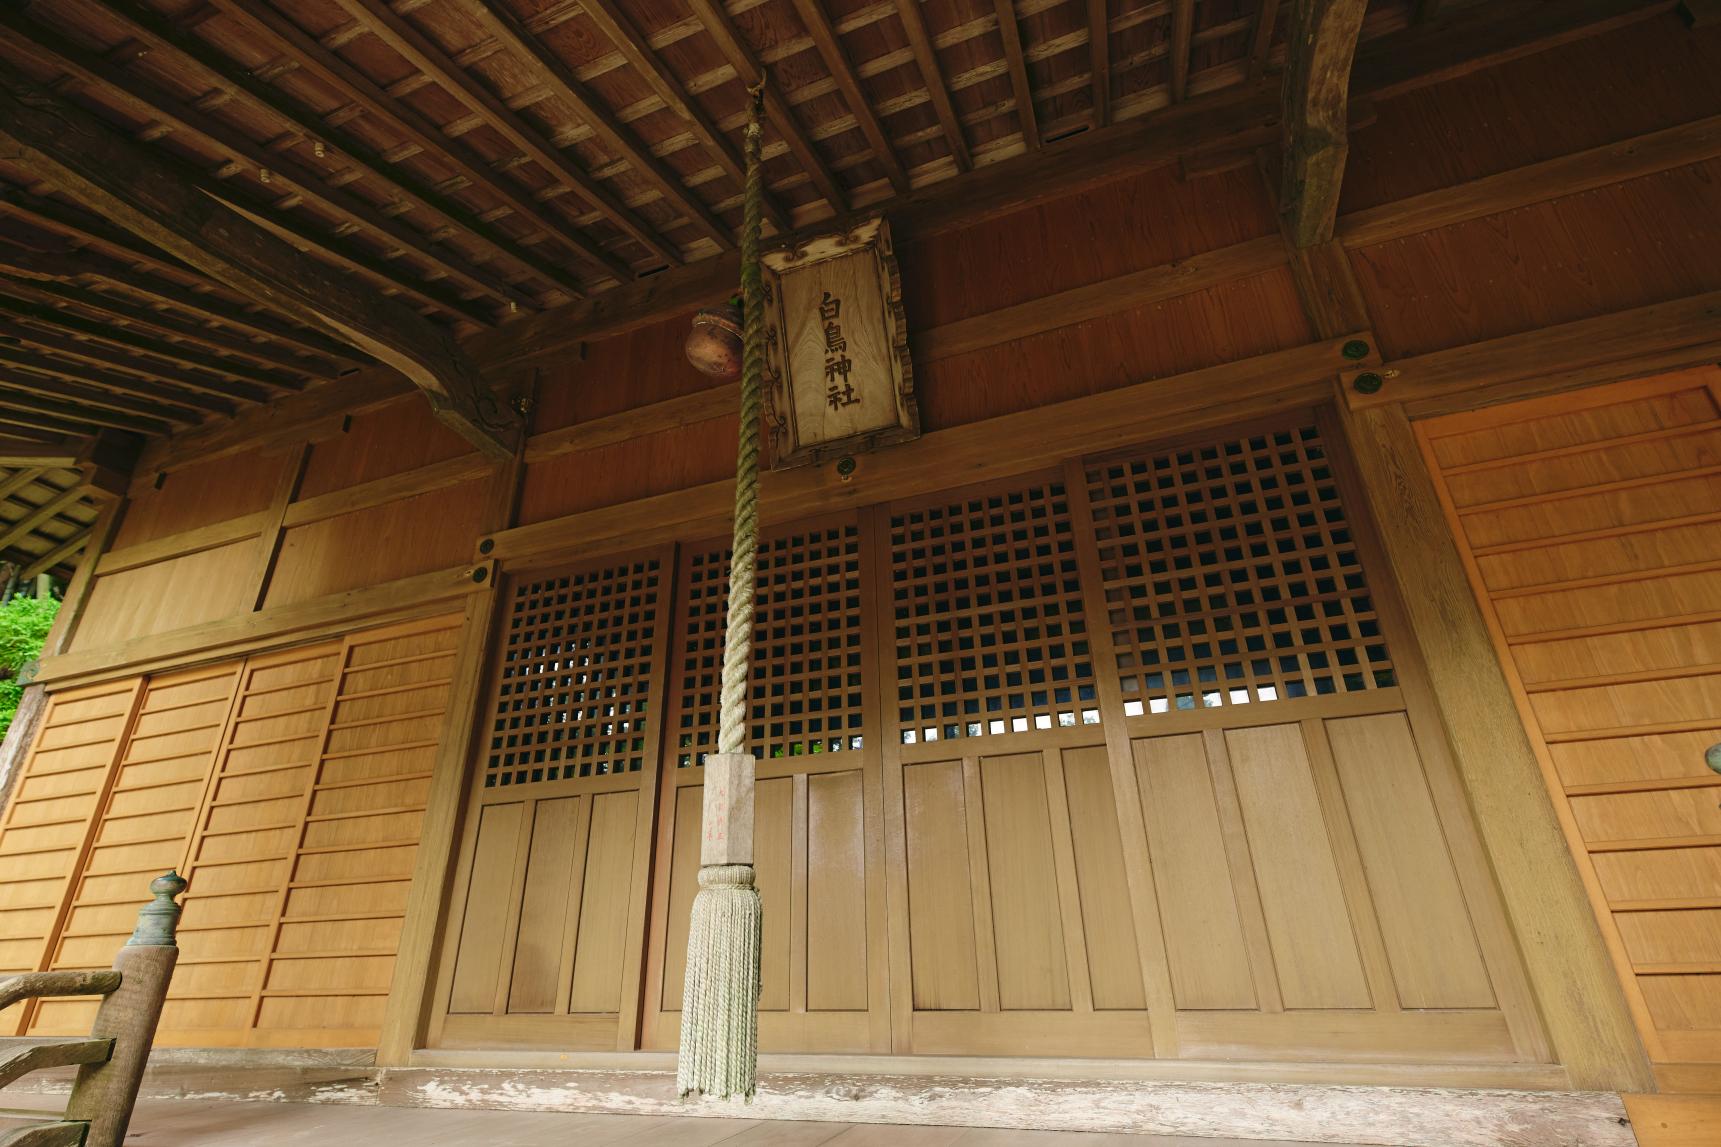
[[685, 298, 744, 381]]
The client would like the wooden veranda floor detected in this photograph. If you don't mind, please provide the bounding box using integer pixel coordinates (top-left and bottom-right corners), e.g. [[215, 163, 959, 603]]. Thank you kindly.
[[3, 1094, 1375, 1146]]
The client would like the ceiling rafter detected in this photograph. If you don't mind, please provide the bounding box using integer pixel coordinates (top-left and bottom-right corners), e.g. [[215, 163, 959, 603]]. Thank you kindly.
[[786, 0, 908, 191], [682, 0, 849, 214], [896, 0, 973, 172], [0, 257, 334, 381], [96, 0, 592, 303], [0, 11, 506, 327], [0, 484, 91, 554], [574, 0, 791, 232], [0, 286, 306, 394], [0, 241, 364, 374], [1251, 0, 1286, 78], [22, 525, 91, 581], [460, 0, 735, 252], [1171, 0, 1196, 101], [0, 315, 275, 405], [327, 0, 687, 268], [993, 0, 1041, 149], [0, 344, 236, 419], [204, 0, 636, 283], [0, 370, 197, 428], [1089, 0, 1111, 127]]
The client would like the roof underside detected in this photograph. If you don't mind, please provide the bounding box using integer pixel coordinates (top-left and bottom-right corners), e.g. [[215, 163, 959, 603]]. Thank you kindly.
[[0, 0, 1419, 574]]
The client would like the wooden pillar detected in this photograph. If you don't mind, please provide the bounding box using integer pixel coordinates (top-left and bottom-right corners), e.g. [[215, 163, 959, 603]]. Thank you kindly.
[[1332, 399, 1654, 1093], [375, 402, 527, 1065]]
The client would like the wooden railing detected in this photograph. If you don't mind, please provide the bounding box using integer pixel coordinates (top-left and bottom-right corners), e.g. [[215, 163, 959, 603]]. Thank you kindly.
[[0, 873, 185, 1147]]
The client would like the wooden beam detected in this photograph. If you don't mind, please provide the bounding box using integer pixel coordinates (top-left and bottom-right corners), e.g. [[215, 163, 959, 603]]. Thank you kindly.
[[0, 484, 88, 553], [0, 257, 336, 382], [0, 467, 49, 504], [0, 285, 305, 394], [0, 444, 77, 469], [0, 344, 237, 418], [571, 0, 791, 233], [0, 11, 506, 326], [35, 559, 493, 687], [1342, 289, 1721, 418], [1089, 0, 1111, 126], [0, 374, 196, 431], [0, 315, 274, 406], [789, 0, 910, 189], [461, 0, 735, 252], [1170, 0, 1196, 101], [330, 0, 682, 269], [994, 0, 1041, 149], [1330, 401, 1655, 1093], [97, 0, 590, 302], [0, 63, 522, 459], [20, 526, 90, 581], [1279, 0, 1369, 246], [1249, 0, 1285, 78], [915, 234, 1292, 362], [0, 239, 365, 373], [0, 385, 171, 436], [898, 0, 972, 171], [684, 0, 849, 214], [204, 0, 632, 284]]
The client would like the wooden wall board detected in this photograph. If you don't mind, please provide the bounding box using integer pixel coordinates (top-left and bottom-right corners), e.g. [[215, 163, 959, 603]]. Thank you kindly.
[[297, 395, 475, 500], [1341, 12, 1721, 213], [1349, 160, 1721, 361], [262, 478, 489, 608], [1418, 367, 1721, 1085]]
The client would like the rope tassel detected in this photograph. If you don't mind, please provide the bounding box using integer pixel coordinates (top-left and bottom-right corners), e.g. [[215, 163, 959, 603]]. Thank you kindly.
[[676, 864, 762, 1098], [678, 76, 768, 1102]]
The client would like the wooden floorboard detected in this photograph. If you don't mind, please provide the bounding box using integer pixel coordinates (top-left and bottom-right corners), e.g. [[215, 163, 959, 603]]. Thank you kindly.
[[0, 1094, 1378, 1145]]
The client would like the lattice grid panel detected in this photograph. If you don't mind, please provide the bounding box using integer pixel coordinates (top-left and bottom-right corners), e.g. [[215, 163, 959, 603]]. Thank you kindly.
[[485, 558, 662, 788], [890, 480, 1099, 744], [1086, 423, 1394, 715], [674, 523, 866, 766]]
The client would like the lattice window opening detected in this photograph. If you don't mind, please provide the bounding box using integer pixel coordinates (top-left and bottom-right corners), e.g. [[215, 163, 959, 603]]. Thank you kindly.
[[891, 481, 1101, 744], [1086, 424, 1395, 717], [674, 525, 866, 766], [485, 559, 663, 788]]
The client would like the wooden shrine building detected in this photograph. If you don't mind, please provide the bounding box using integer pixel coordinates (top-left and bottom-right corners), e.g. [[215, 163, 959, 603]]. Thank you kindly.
[[0, 0, 1718, 1142]]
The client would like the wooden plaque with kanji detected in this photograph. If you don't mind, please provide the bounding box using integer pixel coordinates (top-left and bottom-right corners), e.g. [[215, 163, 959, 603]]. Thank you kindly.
[[762, 215, 919, 469]]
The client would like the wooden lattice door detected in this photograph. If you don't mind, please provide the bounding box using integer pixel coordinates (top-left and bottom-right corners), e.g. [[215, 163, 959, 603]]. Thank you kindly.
[[641, 514, 890, 1053], [429, 553, 669, 1050]]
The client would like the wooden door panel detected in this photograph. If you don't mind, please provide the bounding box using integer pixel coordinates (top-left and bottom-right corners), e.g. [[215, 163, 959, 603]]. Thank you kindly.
[[1326, 713, 1496, 1009], [570, 790, 638, 1014], [903, 758, 980, 1011], [1133, 732, 1256, 1010], [1060, 746, 1145, 1010], [1226, 724, 1372, 1011], [806, 769, 868, 1011], [979, 752, 1070, 1011], [507, 797, 580, 1015]]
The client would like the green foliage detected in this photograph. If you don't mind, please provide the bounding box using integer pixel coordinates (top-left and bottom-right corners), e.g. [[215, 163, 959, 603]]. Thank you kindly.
[[0, 594, 58, 740]]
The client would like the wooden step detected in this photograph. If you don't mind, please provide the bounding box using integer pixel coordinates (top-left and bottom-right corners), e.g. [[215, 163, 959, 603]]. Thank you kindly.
[[0, 1112, 88, 1147], [0, 1039, 113, 1089]]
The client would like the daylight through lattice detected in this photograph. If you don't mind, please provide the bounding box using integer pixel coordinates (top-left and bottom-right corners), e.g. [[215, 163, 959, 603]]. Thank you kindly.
[[1085, 423, 1394, 715], [673, 522, 866, 766], [485, 558, 662, 787], [890, 479, 1098, 744]]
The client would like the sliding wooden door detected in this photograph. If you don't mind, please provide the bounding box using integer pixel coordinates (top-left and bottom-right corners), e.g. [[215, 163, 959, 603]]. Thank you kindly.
[[427, 554, 667, 1051]]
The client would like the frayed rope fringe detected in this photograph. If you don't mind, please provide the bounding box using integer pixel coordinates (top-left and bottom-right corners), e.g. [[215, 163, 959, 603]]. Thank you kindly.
[[676, 864, 762, 1100]]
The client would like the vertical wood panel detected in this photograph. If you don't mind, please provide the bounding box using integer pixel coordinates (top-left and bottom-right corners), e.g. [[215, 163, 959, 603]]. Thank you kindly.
[[1225, 724, 1372, 1010], [903, 760, 979, 1010], [980, 752, 1071, 1011], [1326, 713, 1496, 1008], [569, 791, 637, 1014], [1132, 732, 1256, 1010], [1058, 746, 1145, 1010], [449, 802, 524, 1015], [507, 797, 580, 1015], [807, 769, 868, 1011]]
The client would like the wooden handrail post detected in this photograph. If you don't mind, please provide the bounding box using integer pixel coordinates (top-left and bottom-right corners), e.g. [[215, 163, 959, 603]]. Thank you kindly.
[[63, 872, 186, 1147]]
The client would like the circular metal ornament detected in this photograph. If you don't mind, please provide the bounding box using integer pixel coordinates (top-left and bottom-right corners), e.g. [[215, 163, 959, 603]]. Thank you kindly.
[[1352, 372, 1385, 395], [1706, 742, 1721, 775]]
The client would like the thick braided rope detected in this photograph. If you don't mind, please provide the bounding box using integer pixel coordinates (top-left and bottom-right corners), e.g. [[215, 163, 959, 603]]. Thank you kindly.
[[676, 865, 760, 1098], [717, 86, 767, 757]]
